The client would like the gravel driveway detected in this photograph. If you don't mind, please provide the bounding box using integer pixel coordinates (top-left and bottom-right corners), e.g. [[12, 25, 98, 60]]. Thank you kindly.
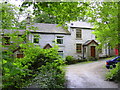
[[65, 59, 118, 88]]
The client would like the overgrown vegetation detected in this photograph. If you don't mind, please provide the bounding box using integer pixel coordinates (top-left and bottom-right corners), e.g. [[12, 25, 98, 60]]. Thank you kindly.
[[27, 62, 65, 88], [2, 44, 66, 88], [106, 62, 120, 82], [87, 56, 97, 61], [65, 56, 87, 65]]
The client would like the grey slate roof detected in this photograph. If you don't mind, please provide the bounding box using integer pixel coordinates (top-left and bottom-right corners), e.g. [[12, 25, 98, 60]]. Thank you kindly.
[[30, 23, 70, 34], [1, 29, 25, 35]]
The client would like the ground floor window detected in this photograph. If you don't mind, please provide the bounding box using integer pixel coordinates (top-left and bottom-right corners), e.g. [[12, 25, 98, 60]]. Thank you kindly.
[[58, 51, 64, 57], [76, 44, 82, 53], [2, 36, 10, 45], [17, 54, 24, 58], [33, 34, 40, 43]]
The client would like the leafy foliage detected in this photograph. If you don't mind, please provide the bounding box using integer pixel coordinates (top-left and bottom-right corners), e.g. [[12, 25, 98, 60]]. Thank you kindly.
[[27, 62, 65, 88], [0, 2, 18, 29], [34, 12, 60, 24], [2, 43, 65, 88], [106, 62, 120, 82], [2, 2, 66, 88], [65, 56, 87, 65], [21, 2, 89, 24], [86, 2, 119, 49]]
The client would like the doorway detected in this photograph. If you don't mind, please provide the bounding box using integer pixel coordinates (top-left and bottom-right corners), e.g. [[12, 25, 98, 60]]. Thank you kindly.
[[91, 46, 95, 57]]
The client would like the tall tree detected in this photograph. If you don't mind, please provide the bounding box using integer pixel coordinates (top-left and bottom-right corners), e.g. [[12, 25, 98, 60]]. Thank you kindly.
[[21, 2, 89, 24], [1, 2, 19, 29], [86, 2, 119, 55]]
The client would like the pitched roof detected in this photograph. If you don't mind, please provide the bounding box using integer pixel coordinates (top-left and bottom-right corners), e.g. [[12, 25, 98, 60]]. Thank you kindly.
[[83, 40, 98, 46], [1, 29, 25, 35], [43, 44, 52, 49], [30, 23, 70, 35]]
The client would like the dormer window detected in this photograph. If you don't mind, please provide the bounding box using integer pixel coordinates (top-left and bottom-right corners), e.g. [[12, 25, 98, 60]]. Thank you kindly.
[[76, 28, 82, 39], [33, 35, 39, 43]]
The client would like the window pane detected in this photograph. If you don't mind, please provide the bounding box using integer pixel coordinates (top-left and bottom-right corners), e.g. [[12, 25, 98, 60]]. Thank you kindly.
[[33, 35, 39, 43], [76, 29, 81, 38], [34, 38, 39, 43], [58, 51, 63, 57], [76, 44, 82, 53], [57, 39, 63, 44]]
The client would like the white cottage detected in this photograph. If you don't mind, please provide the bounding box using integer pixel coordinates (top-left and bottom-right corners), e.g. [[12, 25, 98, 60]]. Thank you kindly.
[[28, 21, 115, 59], [2, 21, 115, 59]]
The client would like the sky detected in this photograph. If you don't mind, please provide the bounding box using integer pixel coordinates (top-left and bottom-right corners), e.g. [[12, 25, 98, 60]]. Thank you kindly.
[[2, 0, 24, 6], [1, 0, 34, 21]]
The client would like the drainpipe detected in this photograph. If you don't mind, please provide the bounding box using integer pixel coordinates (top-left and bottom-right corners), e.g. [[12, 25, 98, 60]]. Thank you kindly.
[[108, 45, 110, 57], [83, 45, 84, 59], [107, 43, 110, 57], [105, 48, 107, 57]]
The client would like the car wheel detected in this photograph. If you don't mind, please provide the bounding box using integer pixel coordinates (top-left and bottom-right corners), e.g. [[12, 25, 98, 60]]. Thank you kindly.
[[106, 66, 110, 69], [113, 65, 116, 68]]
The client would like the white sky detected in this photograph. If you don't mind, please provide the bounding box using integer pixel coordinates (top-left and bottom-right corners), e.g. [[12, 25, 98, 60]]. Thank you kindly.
[[1, 0, 24, 7], [1, 0, 33, 21]]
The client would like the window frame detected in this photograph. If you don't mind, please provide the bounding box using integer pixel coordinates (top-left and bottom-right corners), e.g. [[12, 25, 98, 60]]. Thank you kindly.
[[76, 28, 82, 39], [56, 36, 64, 45], [76, 44, 82, 53], [58, 51, 64, 57], [33, 34, 40, 43]]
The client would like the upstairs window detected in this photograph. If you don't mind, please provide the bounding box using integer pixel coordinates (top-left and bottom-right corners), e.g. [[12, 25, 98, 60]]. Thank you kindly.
[[33, 35, 39, 43], [76, 29, 82, 38], [57, 36, 63, 44], [76, 44, 82, 53], [2, 36, 10, 45]]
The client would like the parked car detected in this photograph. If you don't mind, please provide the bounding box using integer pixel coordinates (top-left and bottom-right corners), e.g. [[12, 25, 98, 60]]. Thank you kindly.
[[106, 56, 120, 69]]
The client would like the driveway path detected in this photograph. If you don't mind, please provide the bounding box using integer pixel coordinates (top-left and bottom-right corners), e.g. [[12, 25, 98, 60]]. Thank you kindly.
[[65, 59, 118, 88]]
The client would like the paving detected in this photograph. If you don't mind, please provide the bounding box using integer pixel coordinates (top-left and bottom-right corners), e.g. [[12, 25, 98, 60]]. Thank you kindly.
[[65, 59, 118, 88]]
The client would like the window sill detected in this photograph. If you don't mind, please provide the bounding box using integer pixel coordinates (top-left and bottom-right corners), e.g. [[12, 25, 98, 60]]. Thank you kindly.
[[76, 52, 82, 54], [76, 38, 82, 40], [57, 44, 64, 47]]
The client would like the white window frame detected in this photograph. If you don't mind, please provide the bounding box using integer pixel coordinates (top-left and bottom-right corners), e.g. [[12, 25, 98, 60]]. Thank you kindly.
[[76, 43, 82, 53], [76, 28, 82, 39], [58, 51, 64, 58], [33, 34, 40, 43], [56, 36, 64, 45]]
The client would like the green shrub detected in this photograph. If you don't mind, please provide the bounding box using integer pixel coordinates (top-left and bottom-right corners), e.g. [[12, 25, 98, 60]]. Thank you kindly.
[[65, 56, 88, 64], [2, 44, 66, 88], [87, 56, 97, 61], [106, 62, 120, 82], [28, 62, 65, 88], [65, 56, 75, 64]]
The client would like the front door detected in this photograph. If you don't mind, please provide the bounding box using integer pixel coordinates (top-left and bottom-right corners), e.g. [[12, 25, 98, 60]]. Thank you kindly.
[[91, 46, 95, 57]]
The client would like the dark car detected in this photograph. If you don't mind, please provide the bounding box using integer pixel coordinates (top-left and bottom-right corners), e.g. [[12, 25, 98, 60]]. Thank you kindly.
[[106, 56, 120, 69]]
